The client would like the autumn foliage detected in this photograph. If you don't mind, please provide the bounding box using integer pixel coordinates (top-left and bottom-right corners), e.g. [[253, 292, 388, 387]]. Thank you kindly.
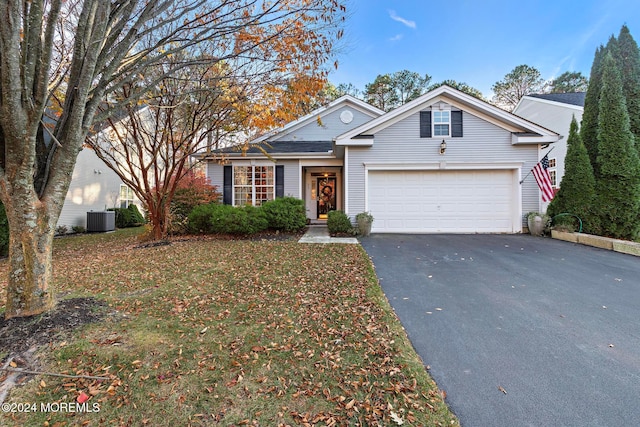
[[169, 171, 221, 232]]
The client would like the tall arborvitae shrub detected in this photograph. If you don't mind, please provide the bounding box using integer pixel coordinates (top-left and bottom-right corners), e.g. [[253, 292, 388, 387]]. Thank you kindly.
[[595, 53, 640, 239], [614, 25, 640, 152], [581, 45, 607, 177], [547, 116, 598, 233]]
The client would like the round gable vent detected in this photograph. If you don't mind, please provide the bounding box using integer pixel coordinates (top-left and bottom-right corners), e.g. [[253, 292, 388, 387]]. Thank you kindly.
[[340, 110, 354, 124]]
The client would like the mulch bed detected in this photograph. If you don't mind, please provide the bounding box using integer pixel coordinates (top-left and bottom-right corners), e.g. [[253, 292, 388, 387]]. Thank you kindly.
[[0, 297, 108, 358]]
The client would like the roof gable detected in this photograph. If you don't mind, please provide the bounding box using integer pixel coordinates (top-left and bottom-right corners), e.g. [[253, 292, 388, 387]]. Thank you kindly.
[[335, 85, 559, 146], [252, 95, 384, 144]]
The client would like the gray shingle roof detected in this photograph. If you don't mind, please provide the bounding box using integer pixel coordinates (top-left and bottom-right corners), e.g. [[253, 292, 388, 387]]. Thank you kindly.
[[528, 92, 586, 107]]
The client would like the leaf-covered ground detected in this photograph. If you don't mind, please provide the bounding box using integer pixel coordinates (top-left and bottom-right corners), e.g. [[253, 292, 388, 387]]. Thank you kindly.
[[0, 229, 458, 426]]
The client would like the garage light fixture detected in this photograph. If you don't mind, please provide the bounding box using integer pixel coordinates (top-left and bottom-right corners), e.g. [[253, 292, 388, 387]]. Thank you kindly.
[[439, 140, 447, 155]]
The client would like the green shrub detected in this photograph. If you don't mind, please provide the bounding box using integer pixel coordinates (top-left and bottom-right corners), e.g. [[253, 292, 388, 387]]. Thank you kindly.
[[189, 204, 269, 235], [210, 204, 268, 235], [262, 197, 307, 232], [72, 225, 86, 234], [0, 203, 8, 256], [327, 210, 353, 235], [170, 173, 221, 235], [188, 203, 219, 234], [109, 204, 145, 228], [551, 215, 579, 233]]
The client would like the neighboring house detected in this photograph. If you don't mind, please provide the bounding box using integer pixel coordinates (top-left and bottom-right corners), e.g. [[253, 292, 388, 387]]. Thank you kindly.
[[57, 146, 135, 229], [57, 120, 143, 230], [513, 92, 586, 212], [204, 86, 559, 233]]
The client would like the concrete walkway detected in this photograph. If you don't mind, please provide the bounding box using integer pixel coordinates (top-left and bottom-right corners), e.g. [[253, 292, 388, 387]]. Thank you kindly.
[[298, 225, 358, 244]]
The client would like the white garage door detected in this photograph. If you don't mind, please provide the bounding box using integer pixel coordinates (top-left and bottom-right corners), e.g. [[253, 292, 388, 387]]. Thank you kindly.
[[368, 170, 516, 233]]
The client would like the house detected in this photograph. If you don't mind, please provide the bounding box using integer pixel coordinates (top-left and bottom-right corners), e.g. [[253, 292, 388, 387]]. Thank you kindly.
[[57, 146, 136, 230], [57, 117, 143, 230], [513, 92, 586, 212], [204, 86, 560, 233]]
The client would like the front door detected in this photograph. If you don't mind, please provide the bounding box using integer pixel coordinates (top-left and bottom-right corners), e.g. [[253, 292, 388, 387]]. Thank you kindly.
[[317, 177, 336, 219]]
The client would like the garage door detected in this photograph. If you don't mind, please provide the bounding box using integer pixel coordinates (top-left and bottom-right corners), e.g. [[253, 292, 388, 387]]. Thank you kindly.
[[368, 170, 516, 233]]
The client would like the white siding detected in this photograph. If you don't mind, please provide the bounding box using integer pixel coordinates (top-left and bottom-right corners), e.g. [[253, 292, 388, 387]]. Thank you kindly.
[[207, 161, 224, 192], [346, 111, 540, 227], [279, 160, 301, 197], [514, 97, 583, 212], [273, 106, 374, 142], [58, 148, 130, 228]]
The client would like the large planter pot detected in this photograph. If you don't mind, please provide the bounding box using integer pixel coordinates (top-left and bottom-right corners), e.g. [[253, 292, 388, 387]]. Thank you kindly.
[[528, 215, 545, 236], [357, 218, 372, 236]]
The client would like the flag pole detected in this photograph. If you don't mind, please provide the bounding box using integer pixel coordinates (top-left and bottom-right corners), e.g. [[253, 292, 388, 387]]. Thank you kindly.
[[519, 146, 555, 184]]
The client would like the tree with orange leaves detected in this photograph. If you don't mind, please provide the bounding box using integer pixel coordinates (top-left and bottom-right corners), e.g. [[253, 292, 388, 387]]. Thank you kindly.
[[0, 0, 346, 319]]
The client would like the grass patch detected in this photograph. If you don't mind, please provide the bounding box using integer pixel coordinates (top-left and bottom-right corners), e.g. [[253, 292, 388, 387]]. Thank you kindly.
[[0, 229, 458, 426]]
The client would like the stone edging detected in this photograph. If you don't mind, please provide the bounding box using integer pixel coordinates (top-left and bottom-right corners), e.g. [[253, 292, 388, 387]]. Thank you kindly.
[[551, 230, 640, 257]]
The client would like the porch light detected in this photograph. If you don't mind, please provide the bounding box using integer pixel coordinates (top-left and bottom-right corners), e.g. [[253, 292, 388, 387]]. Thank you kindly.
[[439, 140, 447, 155]]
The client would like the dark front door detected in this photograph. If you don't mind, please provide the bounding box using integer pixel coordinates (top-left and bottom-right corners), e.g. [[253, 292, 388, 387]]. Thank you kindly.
[[317, 177, 336, 219]]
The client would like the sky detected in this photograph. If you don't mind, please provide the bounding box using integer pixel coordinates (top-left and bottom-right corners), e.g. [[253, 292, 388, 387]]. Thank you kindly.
[[328, 0, 640, 98]]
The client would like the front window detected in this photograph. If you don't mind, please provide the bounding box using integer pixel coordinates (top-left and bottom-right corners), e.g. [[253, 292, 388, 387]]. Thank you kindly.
[[119, 185, 135, 208], [433, 110, 450, 137], [548, 158, 557, 187], [233, 165, 274, 206]]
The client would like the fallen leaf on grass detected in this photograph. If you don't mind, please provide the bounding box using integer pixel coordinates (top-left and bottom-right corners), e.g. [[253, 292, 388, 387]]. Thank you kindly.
[[390, 411, 405, 425]]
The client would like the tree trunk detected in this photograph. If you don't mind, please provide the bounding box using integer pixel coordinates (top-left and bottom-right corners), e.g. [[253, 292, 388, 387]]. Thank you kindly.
[[147, 200, 170, 241], [3, 194, 57, 319]]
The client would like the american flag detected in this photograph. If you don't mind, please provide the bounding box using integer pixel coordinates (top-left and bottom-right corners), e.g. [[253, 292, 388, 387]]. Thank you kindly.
[[532, 154, 555, 202]]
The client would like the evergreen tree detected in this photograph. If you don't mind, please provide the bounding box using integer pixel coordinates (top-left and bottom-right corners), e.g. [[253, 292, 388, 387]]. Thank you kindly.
[[548, 71, 589, 93], [547, 116, 598, 233], [581, 45, 606, 177], [595, 53, 640, 239], [613, 25, 640, 149]]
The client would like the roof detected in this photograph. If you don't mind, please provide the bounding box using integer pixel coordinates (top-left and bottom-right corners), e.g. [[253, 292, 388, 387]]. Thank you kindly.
[[335, 85, 560, 146], [527, 92, 586, 107]]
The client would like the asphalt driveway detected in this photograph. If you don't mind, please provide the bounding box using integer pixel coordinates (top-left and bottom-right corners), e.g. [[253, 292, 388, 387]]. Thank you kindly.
[[360, 234, 640, 427]]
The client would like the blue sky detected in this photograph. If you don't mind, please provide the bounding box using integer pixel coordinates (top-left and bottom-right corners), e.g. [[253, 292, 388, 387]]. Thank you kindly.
[[328, 0, 640, 98]]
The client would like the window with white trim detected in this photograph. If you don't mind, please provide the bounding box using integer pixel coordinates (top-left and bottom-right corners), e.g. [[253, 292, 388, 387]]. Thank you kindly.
[[119, 185, 136, 208], [433, 110, 451, 137], [548, 158, 557, 187], [233, 165, 274, 206]]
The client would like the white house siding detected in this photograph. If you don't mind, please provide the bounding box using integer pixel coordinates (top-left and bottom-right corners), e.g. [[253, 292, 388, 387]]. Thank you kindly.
[[514, 97, 583, 212], [279, 159, 301, 197], [58, 147, 128, 228], [273, 105, 376, 142], [207, 160, 225, 191], [346, 111, 540, 229]]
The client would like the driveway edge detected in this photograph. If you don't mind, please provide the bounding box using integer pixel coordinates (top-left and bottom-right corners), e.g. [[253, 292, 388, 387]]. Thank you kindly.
[[551, 230, 640, 256]]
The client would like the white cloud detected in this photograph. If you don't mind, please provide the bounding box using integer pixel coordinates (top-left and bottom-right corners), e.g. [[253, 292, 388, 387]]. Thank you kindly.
[[388, 10, 416, 29], [389, 34, 404, 42]]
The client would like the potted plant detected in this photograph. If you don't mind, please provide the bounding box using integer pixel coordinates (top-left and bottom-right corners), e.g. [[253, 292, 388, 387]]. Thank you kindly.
[[356, 212, 374, 236], [527, 211, 550, 236]]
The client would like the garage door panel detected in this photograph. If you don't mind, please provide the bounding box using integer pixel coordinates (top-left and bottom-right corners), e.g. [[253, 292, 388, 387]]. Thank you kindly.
[[368, 170, 515, 233]]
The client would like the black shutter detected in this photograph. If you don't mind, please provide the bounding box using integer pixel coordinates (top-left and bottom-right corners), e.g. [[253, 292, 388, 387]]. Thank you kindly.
[[223, 165, 232, 205], [419, 111, 432, 138], [275, 165, 284, 198], [452, 110, 463, 137]]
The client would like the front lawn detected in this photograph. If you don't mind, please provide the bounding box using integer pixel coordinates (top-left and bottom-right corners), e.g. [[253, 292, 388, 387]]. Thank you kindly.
[[1, 229, 458, 426]]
